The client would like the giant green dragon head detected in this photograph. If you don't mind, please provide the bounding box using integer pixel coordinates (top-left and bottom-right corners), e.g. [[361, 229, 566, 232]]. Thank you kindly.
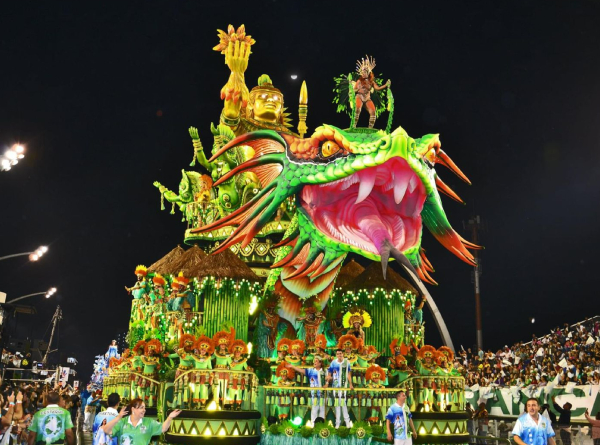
[[191, 124, 479, 286]]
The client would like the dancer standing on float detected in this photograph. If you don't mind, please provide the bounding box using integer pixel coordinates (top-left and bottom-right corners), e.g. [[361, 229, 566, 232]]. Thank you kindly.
[[274, 362, 296, 420], [296, 307, 325, 348], [139, 339, 161, 407], [286, 356, 328, 425], [325, 349, 354, 428], [365, 365, 387, 423], [212, 328, 234, 408], [126, 265, 149, 321], [228, 339, 251, 410], [166, 334, 196, 408], [130, 340, 146, 401], [353, 56, 390, 128], [190, 335, 214, 409]]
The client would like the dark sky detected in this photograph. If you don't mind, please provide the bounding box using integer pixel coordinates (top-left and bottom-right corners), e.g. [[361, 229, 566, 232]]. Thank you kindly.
[[1, 0, 600, 380]]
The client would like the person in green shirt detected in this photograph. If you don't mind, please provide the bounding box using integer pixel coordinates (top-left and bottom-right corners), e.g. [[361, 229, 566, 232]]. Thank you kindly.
[[27, 391, 75, 445], [102, 399, 181, 445]]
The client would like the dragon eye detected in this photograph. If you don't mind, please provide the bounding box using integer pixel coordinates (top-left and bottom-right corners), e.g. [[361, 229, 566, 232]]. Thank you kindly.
[[321, 141, 341, 158]]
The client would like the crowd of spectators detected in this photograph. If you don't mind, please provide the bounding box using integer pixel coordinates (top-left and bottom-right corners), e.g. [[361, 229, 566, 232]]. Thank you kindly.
[[457, 317, 600, 388], [0, 380, 82, 445]]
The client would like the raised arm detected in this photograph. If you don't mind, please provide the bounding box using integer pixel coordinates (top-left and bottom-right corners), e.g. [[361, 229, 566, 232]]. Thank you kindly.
[[162, 410, 182, 433], [102, 406, 128, 435]]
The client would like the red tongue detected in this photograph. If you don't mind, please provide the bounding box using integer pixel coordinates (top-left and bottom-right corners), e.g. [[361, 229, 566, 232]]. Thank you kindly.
[[354, 200, 405, 252]]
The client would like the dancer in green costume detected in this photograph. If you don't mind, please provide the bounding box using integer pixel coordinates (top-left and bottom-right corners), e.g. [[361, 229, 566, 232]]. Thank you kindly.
[[228, 339, 252, 410], [190, 335, 214, 409]]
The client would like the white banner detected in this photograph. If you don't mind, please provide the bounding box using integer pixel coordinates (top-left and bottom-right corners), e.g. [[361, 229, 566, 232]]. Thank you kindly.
[[465, 384, 600, 419]]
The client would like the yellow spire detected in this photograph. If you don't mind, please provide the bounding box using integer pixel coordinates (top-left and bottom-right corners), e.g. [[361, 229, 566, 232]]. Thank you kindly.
[[298, 80, 308, 138]]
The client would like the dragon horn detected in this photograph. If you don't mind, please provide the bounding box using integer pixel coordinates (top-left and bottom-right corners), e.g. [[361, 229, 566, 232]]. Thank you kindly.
[[435, 176, 465, 204], [419, 249, 435, 272], [208, 130, 286, 163], [436, 150, 471, 185], [213, 153, 284, 187]]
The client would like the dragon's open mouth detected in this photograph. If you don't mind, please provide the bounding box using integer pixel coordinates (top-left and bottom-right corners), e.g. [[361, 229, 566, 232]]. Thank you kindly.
[[300, 157, 426, 257]]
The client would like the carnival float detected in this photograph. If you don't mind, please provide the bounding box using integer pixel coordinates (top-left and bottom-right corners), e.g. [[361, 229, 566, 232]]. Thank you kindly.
[[97, 24, 478, 445]]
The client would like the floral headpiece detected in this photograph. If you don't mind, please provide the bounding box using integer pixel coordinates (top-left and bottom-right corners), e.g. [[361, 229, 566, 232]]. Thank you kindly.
[[342, 309, 372, 329], [152, 274, 166, 286], [291, 339, 305, 355], [134, 265, 148, 277], [417, 345, 437, 361], [212, 327, 235, 348], [314, 334, 327, 349], [195, 335, 215, 355], [179, 334, 196, 350], [276, 362, 295, 380], [133, 340, 146, 355], [231, 339, 248, 355], [145, 339, 162, 355], [437, 346, 454, 363], [277, 338, 292, 353], [337, 334, 359, 351], [365, 364, 386, 382]]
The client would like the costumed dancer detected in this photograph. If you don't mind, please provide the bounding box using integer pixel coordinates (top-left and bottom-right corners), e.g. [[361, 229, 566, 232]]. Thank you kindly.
[[415, 345, 438, 411], [343, 309, 372, 342], [140, 339, 162, 407], [105, 340, 120, 360], [286, 340, 306, 384], [286, 356, 328, 425], [357, 340, 381, 386], [117, 349, 132, 399], [308, 334, 331, 365], [325, 349, 354, 428], [270, 338, 291, 384], [125, 265, 149, 321], [296, 306, 325, 348], [130, 340, 146, 401], [149, 274, 166, 330], [190, 335, 214, 409], [258, 297, 280, 359], [337, 334, 359, 387], [274, 362, 296, 420], [166, 334, 196, 408], [212, 327, 235, 408], [228, 339, 251, 410], [364, 365, 387, 423], [435, 346, 460, 410], [353, 56, 390, 128]]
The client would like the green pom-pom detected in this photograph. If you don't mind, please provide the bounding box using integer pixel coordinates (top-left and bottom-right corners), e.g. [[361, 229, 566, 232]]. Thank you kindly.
[[371, 424, 384, 437], [300, 426, 313, 438], [337, 426, 350, 438]]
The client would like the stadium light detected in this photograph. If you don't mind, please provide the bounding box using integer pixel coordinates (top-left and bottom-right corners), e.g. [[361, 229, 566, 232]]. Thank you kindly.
[[6, 287, 58, 304], [1, 144, 26, 172], [0, 246, 49, 262]]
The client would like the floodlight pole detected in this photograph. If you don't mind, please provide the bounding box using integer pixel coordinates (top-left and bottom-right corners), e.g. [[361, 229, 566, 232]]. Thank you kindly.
[[42, 306, 62, 366], [465, 216, 483, 351]]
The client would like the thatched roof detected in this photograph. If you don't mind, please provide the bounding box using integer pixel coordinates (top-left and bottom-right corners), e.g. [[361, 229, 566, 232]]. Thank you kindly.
[[168, 245, 208, 276], [334, 259, 366, 289], [148, 245, 185, 275], [341, 261, 419, 295], [193, 248, 259, 281]]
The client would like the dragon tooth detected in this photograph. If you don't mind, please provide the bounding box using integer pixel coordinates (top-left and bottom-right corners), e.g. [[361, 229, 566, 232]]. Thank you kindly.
[[408, 174, 419, 193], [355, 170, 376, 204], [393, 169, 411, 204]]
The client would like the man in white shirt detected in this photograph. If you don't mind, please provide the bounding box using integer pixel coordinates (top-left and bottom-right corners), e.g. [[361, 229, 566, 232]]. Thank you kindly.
[[92, 393, 120, 445], [512, 398, 556, 445], [386, 391, 417, 445], [325, 349, 354, 428]]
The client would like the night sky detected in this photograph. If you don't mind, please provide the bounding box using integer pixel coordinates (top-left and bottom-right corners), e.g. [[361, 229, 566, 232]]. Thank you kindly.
[[1, 0, 599, 381]]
